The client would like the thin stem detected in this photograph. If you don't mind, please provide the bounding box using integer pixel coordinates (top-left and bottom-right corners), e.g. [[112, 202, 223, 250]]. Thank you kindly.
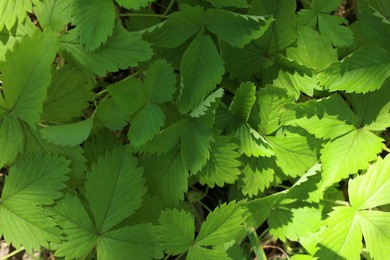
[[96, 88, 108, 97], [246, 226, 267, 260], [163, 253, 172, 260], [197, 200, 212, 213], [383, 146, 390, 153], [262, 245, 290, 260], [1, 248, 24, 260], [120, 13, 168, 19], [163, 0, 175, 16]]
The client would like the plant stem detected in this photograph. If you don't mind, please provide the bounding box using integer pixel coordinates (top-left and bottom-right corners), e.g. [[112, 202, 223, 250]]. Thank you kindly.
[[247, 226, 267, 260], [120, 13, 168, 19], [163, 0, 175, 15], [383, 146, 390, 153], [1, 248, 24, 260]]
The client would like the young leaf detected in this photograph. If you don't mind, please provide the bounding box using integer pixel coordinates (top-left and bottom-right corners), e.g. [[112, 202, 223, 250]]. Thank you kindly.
[[85, 146, 146, 232], [72, 0, 116, 51], [178, 31, 224, 113], [0, 114, 23, 167], [40, 116, 94, 147], [349, 155, 390, 210], [195, 201, 246, 246], [159, 209, 195, 255], [0, 31, 58, 126], [60, 25, 152, 76], [33, 0, 73, 32]]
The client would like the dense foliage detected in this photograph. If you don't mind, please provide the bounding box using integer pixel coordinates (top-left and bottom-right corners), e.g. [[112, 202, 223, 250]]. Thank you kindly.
[[0, 0, 389, 259]]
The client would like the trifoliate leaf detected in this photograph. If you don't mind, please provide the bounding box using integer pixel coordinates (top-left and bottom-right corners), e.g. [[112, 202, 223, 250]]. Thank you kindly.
[[0, 114, 23, 167], [1, 154, 70, 204], [40, 116, 94, 147], [318, 13, 353, 47], [96, 224, 163, 260], [108, 77, 147, 115], [50, 194, 97, 259], [144, 5, 204, 48], [229, 82, 256, 121], [181, 117, 214, 173], [349, 155, 390, 210], [205, 9, 273, 48], [128, 102, 165, 147], [95, 97, 129, 131], [0, 0, 32, 30], [115, 0, 153, 10], [33, 0, 73, 32], [178, 31, 224, 113], [319, 44, 390, 93], [320, 127, 384, 188], [315, 206, 361, 260], [159, 209, 195, 255], [72, 0, 116, 51], [85, 146, 146, 232], [60, 25, 152, 76], [190, 88, 224, 118], [198, 135, 241, 188], [42, 66, 94, 123], [195, 201, 246, 246], [206, 0, 250, 8], [140, 149, 188, 206], [0, 31, 58, 126], [144, 59, 177, 104]]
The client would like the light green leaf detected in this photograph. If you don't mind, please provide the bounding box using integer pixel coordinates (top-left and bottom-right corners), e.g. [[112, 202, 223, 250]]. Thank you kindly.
[[321, 127, 384, 188], [195, 201, 246, 246], [178, 31, 224, 113], [187, 245, 230, 260], [72, 0, 116, 51], [190, 88, 224, 118], [0, 31, 58, 126], [181, 117, 214, 173], [140, 149, 188, 206], [42, 66, 94, 123], [145, 59, 177, 104], [198, 136, 241, 188], [129, 102, 165, 148], [358, 211, 390, 260], [115, 0, 153, 10], [235, 123, 274, 157], [318, 13, 353, 47], [1, 154, 70, 204], [272, 70, 319, 98], [144, 5, 204, 48], [229, 82, 256, 121], [319, 45, 390, 93], [205, 9, 273, 48], [50, 194, 97, 259], [108, 77, 147, 115], [40, 116, 94, 147], [0, 114, 23, 167], [60, 25, 152, 76], [159, 209, 194, 255], [97, 224, 163, 260], [349, 155, 390, 210], [0, 0, 32, 30], [315, 206, 361, 260], [33, 0, 73, 32], [286, 26, 337, 70], [85, 146, 146, 232], [206, 0, 249, 8]]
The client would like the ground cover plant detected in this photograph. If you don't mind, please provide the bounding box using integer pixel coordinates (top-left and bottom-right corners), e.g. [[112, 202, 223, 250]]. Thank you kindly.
[[0, 0, 389, 259]]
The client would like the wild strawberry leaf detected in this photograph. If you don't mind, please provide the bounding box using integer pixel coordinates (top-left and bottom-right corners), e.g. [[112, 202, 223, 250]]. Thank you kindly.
[[0, 114, 23, 167], [0, 0, 32, 30], [33, 0, 73, 32], [115, 0, 153, 10]]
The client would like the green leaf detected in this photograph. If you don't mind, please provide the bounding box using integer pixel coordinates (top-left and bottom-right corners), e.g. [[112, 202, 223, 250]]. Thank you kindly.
[[234, 123, 274, 157], [85, 146, 146, 232], [60, 24, 152, 76], [286, 26, 337, 70], [33, 0, 73, 32], [198, 135, 241, 188], [145, 59, 177, 104], [115, 0, 153, 10], [320, 127, 384, 188], [0, 31, 58, 126], [195, 201, 246, 246], [318, 13, 353, 47], [159, 209, 194, 255], [72, 0, 116, 51], [42, 66, 94, 123], [40, 116, 94, 147], [178, 31, 224, 113], [0, 0, 32, 30], [0, 114, 23, 167], [95, 98, 129, 131], [50, 194, 97, 259], [128, 102, 165, 147], [205, 9, 273, 48], [315, 206, 361, 260], [206, 0, 249, 8], [181, 117, 214, 173], [190, 88, 224, 118], [96, 224, 163, 260], [140, 149, 188, 206], [1, 154, 70, 204], [349, 155, 390, 210], [108, 77, 147, 115], [229, 82, 256, 121], [311, 0, 341, 12], [358, 211, 390, 260], [319, 45, 390, 93], [187, 245, 230, 260]]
